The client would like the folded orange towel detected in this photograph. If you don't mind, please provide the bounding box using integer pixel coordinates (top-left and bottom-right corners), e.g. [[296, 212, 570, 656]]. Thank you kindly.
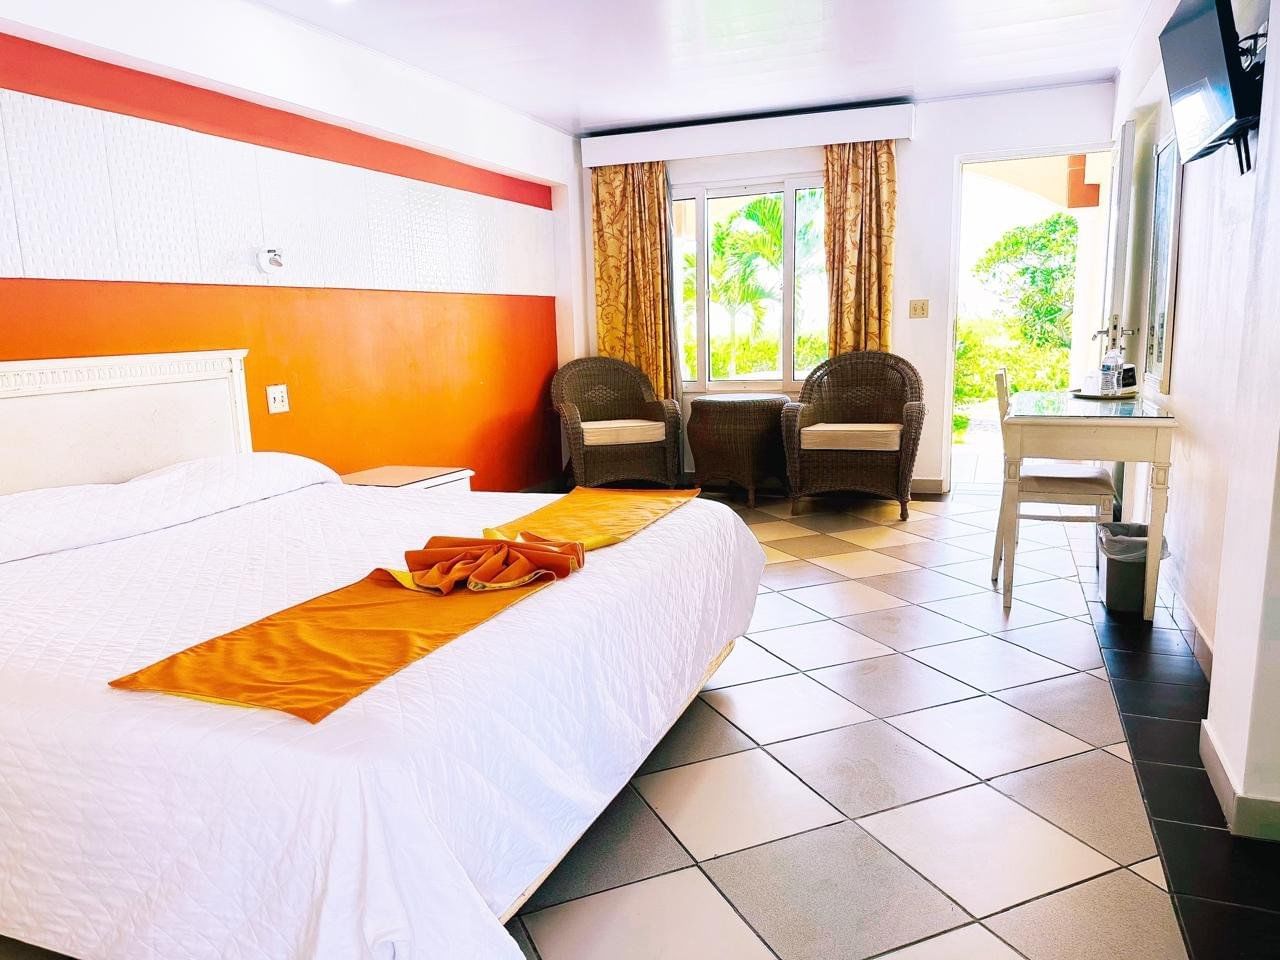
[[395, 536, 584, 594]]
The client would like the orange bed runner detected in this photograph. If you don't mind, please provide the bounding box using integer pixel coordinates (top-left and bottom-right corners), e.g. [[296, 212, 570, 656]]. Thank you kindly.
[[485, 486, 699, 550], [109, 489, 697, 722]]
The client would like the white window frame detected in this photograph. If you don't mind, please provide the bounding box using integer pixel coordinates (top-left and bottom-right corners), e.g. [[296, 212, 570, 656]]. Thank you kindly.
[[672, 172, 824, 393]]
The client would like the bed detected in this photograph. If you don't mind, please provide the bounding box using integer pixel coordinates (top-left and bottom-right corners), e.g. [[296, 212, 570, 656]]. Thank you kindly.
[[0, 351, 763, 960]]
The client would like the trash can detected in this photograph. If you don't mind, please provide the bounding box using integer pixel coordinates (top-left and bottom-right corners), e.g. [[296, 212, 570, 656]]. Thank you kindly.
[[1097, 523, 1169, 614]]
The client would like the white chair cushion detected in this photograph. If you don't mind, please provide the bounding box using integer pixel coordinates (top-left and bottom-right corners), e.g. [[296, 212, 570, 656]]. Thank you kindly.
[[1019, 461, 1115, 496], [800, 422, 902, 452], [581, 418, 666, 446]]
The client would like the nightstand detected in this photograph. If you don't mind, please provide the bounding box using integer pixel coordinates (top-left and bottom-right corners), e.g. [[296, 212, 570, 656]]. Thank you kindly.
[[340, 465, 474, 493]]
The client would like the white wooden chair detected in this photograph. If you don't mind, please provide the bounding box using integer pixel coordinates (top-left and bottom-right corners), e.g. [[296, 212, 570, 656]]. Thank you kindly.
[[991, 369, 1115, 601]]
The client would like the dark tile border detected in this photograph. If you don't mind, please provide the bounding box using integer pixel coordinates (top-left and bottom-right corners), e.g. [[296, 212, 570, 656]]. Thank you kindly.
[[1093, 601, 1280, 959], [1136, 762, 1226, 829], [1175, 896, 1280, 959], [1122, 715, 1204, 767], [1102, 649, 1208, 686], [1095, 624, 1194, 656], [1155, 819, 1280, 913], [1110, 677, 1210, 722]]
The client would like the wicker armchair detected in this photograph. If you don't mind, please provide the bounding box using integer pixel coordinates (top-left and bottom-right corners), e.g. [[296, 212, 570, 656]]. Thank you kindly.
[[782, 351, 925, 519], [551, 357, 682, 488]]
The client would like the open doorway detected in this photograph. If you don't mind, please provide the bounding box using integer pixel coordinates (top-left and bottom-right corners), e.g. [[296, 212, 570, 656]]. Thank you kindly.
[[950, 152, 1112, 487]]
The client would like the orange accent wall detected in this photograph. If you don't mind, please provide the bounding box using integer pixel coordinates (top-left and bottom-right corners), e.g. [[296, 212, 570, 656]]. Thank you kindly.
[[0, 33, 552, 208], [0, 280, 560, 491]]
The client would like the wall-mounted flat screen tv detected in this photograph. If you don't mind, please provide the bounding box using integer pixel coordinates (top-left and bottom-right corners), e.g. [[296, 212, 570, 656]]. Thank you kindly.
[[1159, 0, 1262, 163]]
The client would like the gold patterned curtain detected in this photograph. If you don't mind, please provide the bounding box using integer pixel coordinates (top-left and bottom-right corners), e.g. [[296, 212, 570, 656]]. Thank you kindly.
[[591, 161, 679, 399], [824, 140, 898, 354]]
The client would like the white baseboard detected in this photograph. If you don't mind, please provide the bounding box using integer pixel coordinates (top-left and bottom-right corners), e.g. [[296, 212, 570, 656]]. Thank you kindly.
[[912, 478, 947, 494], [1200, 720, 1280, 840]]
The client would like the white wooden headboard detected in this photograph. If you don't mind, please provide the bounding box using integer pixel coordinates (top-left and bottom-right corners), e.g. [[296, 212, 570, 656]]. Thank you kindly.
[[0, 350, 252, 495]]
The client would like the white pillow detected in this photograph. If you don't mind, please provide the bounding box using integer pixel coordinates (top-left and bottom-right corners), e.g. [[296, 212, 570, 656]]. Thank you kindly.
[[0, 452, 339, 564]]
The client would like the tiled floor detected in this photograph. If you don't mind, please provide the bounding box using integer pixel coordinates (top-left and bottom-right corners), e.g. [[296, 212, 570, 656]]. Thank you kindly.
[[511, 490, 1202, 960], [1089, 603, 1280, 959], [6, 492, 1279, 960]]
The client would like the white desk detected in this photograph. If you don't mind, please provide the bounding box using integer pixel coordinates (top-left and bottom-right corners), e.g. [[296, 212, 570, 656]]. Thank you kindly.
[[1001, 392, 1178, 620]]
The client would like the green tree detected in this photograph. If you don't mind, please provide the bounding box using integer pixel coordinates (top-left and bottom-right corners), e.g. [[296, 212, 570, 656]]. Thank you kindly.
[[973, 212, 1078, 350], [953, 317, 1071, 406], [952, 211, 1079, 441]]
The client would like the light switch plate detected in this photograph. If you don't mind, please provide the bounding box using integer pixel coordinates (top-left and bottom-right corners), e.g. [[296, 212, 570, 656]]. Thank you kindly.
[[909, 299, 929, 319], [266, 383, 290, 414]]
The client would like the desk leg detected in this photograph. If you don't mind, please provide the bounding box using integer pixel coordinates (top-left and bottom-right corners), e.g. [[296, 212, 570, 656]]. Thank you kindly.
[[1145, 460, 1170, 621], [1000, 456, 1021, 608]]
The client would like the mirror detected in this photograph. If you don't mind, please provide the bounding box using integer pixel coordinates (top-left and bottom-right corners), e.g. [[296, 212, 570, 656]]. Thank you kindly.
[[1145, 136, 1183, 395]]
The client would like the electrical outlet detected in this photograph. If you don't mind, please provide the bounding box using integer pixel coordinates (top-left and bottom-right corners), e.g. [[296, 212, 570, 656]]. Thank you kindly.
[[266, 383, 290, 414], [909, 299, 930, 319]]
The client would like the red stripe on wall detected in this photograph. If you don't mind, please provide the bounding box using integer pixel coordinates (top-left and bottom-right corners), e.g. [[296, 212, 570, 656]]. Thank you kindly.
[[0, 32, 553, 210], [0, 280, 561, 491]]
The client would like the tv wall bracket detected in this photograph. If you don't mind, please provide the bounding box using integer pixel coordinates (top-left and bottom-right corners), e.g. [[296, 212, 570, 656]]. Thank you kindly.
[[1235, 27, 1268, 174], [1234, 129, 1253, 173]]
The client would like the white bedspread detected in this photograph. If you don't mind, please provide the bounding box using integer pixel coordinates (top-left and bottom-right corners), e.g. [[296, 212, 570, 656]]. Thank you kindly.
[[0, 456, 762, 960]]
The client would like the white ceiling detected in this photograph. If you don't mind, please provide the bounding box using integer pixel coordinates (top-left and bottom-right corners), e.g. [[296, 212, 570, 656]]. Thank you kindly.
[[255, 0, 1149, 135]]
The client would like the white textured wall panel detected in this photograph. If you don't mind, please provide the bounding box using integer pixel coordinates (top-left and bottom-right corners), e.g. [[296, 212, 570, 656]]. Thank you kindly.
[[406, 180, 451, 292], [504, 200, 559, 297], [1, 91, 120, 279], [103, 113, 200, 283], [442, 187, 488, 294], [365, 171, 417, 291], [0, 90, 556, 297], [186, 131, 266, 286], [259, 148, 364, 289], [275, 155, 373, 290], [317, 162, 377, 290], [0, 102, 24, 277]]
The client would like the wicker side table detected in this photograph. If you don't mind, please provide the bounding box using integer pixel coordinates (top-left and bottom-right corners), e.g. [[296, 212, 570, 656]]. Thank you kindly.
[[688, 393, 788, 507]]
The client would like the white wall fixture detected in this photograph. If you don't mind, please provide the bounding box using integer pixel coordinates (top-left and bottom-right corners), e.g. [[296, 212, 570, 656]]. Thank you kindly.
[[256, 248, 285, 275], [0, 89, 557, 297]]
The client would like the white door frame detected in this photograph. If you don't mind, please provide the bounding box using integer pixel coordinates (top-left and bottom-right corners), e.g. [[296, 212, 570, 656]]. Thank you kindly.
[[940, 139, 1117, 493]]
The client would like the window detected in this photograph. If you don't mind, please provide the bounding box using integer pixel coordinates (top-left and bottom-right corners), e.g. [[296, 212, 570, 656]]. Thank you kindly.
[[671, 177, 828, 389], [793, 186, 828, 377], [708, 190, 784, 380]]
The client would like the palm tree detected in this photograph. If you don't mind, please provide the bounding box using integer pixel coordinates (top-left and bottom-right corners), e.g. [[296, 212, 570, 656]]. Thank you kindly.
[[711, 210, 776, 376], [681, 191, 826, 379], [715, 193, 823, 377]]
